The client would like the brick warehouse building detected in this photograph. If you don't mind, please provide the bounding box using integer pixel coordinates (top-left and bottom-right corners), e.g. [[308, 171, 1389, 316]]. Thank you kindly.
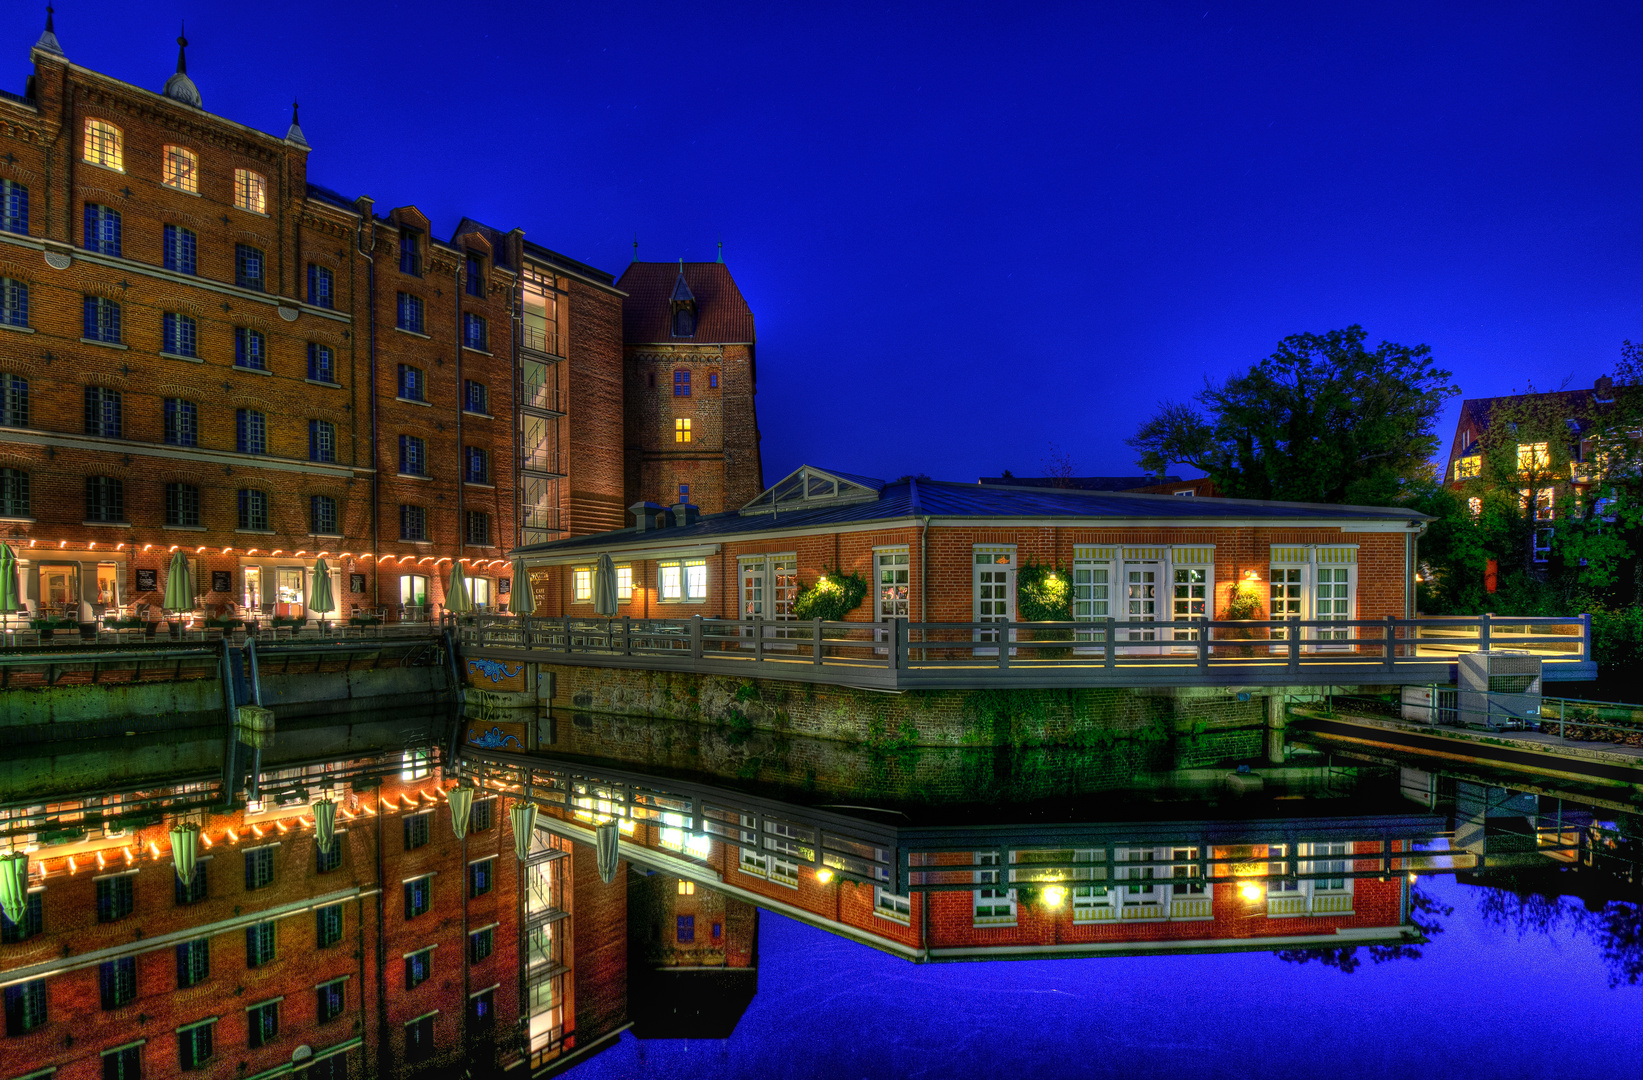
[[0, 18, 755, 623]]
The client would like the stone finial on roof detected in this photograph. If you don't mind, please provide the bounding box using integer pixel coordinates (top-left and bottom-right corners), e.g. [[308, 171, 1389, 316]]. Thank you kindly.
[[34, 5, 65, 57], [632, 232, 638, 262], [717, 235, 723, 263], [162, 23, 202, 108], [285, 100, 309, 147]]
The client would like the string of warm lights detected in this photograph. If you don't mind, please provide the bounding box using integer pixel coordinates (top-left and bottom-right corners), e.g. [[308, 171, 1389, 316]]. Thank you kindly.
[[5, 536, 509, 568]]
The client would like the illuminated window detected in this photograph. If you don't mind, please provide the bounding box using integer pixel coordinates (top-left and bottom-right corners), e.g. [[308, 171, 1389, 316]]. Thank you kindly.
[[1517, 442, 1549, 474], [234, 168, 267, 213], [685, 558, 707, 600], [616, 565, 632, 602], [163, 145, 198, 192], [659, 561, 682, 601], [1520, 487, 1555, 521], [675, 417, 691, 443], [572, 567, 592, 603], [83, 119, 123, 171], [1453, 456, 1480, 480], [677, 879, 695, 895]]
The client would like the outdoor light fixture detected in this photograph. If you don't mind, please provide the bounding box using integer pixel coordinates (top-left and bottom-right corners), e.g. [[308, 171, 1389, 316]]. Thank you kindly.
[[815, 868, 834, 884], [1042, 884, 1067, 908], [1243, 570, 1260, 582]]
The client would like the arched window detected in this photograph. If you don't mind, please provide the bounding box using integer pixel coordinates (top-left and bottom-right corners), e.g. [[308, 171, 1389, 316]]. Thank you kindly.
[[83, 119, 123, 171], [162, 146, 199, 193], [234, 169, 267, 214]]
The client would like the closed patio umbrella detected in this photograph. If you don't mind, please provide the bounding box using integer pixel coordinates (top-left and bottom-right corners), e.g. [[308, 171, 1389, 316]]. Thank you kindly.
[[163, 551, 193, 615], [507, 557, 532, 615], [308, 558, 336, 622], [312, 797, 338, 856], [593, 553, 618, 617], [0, 542, 19, 616], [596, 818, 620, 884], [446, 561, 472, 614], [448, 786, 473, 840], [510, 801, 538, 862]]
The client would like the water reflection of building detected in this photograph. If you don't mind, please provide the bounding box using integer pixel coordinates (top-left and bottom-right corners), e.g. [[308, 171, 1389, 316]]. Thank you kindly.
[[0, 726, 538, 1080], [458, 744, 1446, 964]]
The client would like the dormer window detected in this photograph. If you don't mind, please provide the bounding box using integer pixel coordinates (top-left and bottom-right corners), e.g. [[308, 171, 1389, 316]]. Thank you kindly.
[[669, 266, 697, 338], [400, 228, 421, 276], [672, 306, 696, 337]]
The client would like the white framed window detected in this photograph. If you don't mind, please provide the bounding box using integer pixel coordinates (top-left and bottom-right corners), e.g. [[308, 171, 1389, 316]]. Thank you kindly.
[[1269, 546, 1356, 648], [874, 886, 912, 923], [1071, 546, 1113, 648], [1454, 456, 1480, 480], [973, 546, 1015, 649], [615, 565, 632, 601], [1172, 567, 1208, 641], [234, 168, 267, 214], [1268, 842, 1355, 916], [658, 812, 711, 859], [572, 567, 592, 603], [1316, 566, 1352, 641], [1122, 559, 1160, 642], [684, 558, 707, 601], [1269, 566, 1303, 640], [1071, 848, 1111, 922], [1115, 846, 1167, 919], [1519, 486, 1555, 522], [84, 119, 123, 170], [1517, 441, 1550, 475], [658, 561, 683, 601], [875, 547, 910, 618], [162, 145, 199, 192], [973, 851, 1016, 925]]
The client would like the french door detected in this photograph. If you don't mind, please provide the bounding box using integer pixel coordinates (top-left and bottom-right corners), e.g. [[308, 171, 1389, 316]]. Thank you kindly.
[[972, 547, 1015, 653], [740, 555, 797, 644]]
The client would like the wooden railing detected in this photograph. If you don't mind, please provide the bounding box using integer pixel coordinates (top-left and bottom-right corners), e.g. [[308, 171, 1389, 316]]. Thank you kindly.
[[457, 613, 1595, 689]]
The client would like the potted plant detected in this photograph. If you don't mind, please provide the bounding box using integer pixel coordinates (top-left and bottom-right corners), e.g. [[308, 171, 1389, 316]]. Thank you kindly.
[[1221, 576, 1266, 657]]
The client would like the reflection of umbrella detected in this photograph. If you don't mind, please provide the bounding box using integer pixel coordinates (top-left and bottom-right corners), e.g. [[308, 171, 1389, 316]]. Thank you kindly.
[[312, 798, 337, 855], [448, 787, 473, 840], [510, 802, 538, 862], [308, 558, 336, 618], [0, 852, 27, 925], [447, 562, 472, 614], [596, 819, 620, 884], [508, 557, 532, 615], [163, 551, 193, 613], [169, 824, 198, 887], [593, 553, 617, 617], [0, 542, 19, 615]]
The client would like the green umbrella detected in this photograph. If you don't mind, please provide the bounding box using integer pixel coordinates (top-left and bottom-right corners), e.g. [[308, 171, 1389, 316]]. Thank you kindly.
[[507, 557, 532, 615], [593, 553, 618, 617], [308, 558, 336, 618], [446, 561, 472, 614], [0, 542, 19, 615], [163, 551, 193, 614]]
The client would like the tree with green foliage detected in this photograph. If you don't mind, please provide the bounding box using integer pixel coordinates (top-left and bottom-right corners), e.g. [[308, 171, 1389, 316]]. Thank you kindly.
[[1128, 326, 1459, 506]]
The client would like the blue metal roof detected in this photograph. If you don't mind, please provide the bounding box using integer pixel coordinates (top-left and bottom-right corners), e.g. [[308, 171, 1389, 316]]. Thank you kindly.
[[513, 472, 1427, 558]]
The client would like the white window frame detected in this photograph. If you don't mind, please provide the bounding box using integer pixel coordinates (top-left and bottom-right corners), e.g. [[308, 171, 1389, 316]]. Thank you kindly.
[[84, 119, 123, 171], [684, 558, 708, 601], [1266, 841, 1355, 917], [1169, 546, 1214, 651], [874, 886, 912, 923], [972, 545, 1016, 655], [615, 565, 632, 602], [972, 850, 1017, 925], [234, 168, 267, 214], [739, 553, 798, 646], [658, 561, 683, 602], [1070, 848, 1112, 922], [571, 567, 592, 604], [1071, 546, 1113, 653], [1268, 545, 1356, 651], [874, 546, 910, 619], [1114, 845, 1168, 920]]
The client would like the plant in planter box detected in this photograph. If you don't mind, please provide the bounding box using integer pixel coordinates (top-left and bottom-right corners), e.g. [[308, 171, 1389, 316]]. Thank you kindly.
[[793, 567, 867, 630], [1221, 578, 1266, 656], [1017, 561, 1072, 658]]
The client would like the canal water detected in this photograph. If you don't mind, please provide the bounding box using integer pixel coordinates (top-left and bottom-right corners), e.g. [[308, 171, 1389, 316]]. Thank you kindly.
[[1, 703, 1637, 1080]]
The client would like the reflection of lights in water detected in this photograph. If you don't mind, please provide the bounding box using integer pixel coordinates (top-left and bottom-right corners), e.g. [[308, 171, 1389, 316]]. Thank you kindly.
[[1239, 882, 1264, 902], [815, 868, 834, 884], [1043, 885, 1067, 908]]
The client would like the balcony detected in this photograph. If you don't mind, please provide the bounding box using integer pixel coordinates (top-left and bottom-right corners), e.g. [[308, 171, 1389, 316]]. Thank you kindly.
[[459, 613, 1596, 691], [519, 448, 565, 477], [521, 325, 562, 358], [521, 385, 564, 416]]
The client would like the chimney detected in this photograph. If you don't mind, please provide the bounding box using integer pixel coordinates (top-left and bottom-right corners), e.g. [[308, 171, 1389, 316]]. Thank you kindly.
[[672, 502, 700, 527], [628, 502, 670, 532]]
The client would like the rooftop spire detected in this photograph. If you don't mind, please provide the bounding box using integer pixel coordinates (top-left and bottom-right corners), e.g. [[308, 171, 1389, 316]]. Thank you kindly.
[[162, 22, 202, 107], [34, 5, 65, 57], [632, 233, 638, 263], [717, 234, 723, 263], [285, 100, 309, 147]]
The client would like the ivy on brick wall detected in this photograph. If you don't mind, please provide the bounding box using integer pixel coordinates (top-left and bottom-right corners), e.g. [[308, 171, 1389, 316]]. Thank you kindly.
[[1016, 561, 1071, 622], [793, 567, 867, 622]]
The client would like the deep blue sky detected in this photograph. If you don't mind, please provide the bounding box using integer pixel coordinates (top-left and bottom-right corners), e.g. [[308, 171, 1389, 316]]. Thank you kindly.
[[575, 878, 1640, 1080], [21, 3, 1643, 483]]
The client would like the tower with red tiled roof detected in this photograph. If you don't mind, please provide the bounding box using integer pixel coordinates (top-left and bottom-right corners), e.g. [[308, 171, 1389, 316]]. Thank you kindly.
[[616, 256, 763, 514]]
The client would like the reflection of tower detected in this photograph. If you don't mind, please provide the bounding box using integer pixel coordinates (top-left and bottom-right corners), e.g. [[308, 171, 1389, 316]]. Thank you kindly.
[[626, 871, 759, 1038]]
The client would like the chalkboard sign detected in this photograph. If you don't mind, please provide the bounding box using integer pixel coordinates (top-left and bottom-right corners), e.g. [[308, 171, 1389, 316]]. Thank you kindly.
[[211, 570, 232, 593], [135, 568, 157, 593], [350, 573, 366, 594], [499, 577, 511, 593]]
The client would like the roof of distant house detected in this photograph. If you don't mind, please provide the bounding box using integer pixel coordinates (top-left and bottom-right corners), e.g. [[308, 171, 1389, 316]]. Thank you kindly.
[[617, 261, 755, 345]]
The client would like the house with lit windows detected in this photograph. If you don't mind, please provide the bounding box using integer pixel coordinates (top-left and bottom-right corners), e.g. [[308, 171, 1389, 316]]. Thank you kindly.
[[508, 465, 1434, 671], [1443, 379, 1637, 564]]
